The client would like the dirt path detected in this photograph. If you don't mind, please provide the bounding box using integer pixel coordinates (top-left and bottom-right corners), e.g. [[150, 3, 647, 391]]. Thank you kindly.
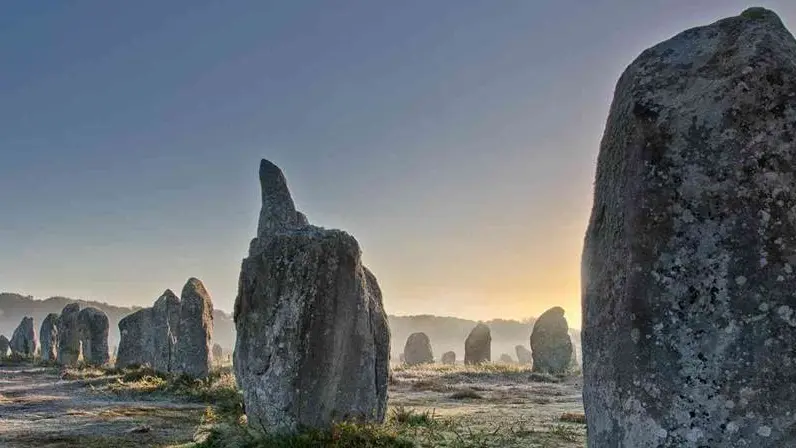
[[0, 365, 205, 448]]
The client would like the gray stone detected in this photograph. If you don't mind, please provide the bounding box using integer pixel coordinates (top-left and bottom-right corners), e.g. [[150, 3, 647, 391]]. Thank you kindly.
[[515, 345, 532, 365], [0, 335, 8, 357], [212, 343, 223, 361], [499, 353, 514, 364], [403, 332, 433, 365], [57, 304, 82, 365], [39, 313, 60, 362], [173, 278, 213, 378], [116, 308, 152, 368], [78, 307, 110, 366], [441, 351, 456, 365], [530, 307, 574, 374], [9, 316, 36, 356], [234, 159, 390, 434], [582, 8, 796, 447], [464, 323, 491, 365], [152, 289, 181, 373]]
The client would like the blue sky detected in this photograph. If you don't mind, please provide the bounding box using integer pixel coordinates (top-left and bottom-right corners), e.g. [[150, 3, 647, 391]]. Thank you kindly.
[[2, 1, 795, 324]]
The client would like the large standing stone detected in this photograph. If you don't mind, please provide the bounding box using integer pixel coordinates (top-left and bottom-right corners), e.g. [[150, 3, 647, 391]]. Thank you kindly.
[[530, 307, 574, 374], [151, 289, 181, 373], [9, 317, 36, 356], [515, 345, 532, 365], [403, 332, 434, 365], [39, 313, 60, 362], [78, 307, 109, 366], [234, 159, 390, 434], [582, 8, 796, 447], [464, 323, 491, 365], [116, 308, 153, 368], [173, 278, 213, 378], [57, 304, 82, 365], [441, 351, 456, 365], [0, 335, 9, 357]]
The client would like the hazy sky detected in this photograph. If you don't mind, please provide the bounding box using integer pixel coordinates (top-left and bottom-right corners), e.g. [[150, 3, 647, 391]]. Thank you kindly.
[[2, 1, 795, 328]]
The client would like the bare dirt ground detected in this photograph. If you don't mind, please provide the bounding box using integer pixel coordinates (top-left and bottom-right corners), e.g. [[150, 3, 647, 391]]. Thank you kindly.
[[0, 363, 586, 448]]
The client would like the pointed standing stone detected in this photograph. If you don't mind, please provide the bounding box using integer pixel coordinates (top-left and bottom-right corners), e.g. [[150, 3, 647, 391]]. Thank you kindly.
[[582, 8, 796, 447], [152, 289, 181, 373], [464, 323, 491, 365], [530, 307, 574, 375], [173, 278, 213, 378], [0, 335, 9, 357], [9, 317, 36, 357], [40, 313, 60, 362]]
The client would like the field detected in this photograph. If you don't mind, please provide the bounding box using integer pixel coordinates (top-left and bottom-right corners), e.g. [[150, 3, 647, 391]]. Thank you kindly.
[[0, 361, 585, 447]]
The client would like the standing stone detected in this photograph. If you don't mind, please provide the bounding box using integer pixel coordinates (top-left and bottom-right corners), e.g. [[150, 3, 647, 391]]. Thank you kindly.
[[441, 351, 456, 365], [151, 289, 181, 373], [234, 159, 390, 434], [530, 307, 574, 374], [9, 317, 36, 357], [464, 323, 491, 365], [57, 304, 82, 365], [78, 307, 110, 366], [582, 8, 796, 447], [116, 308, 153, 368], [39, 313, 60, 362], [212, 343, 223, 362], [0, 335, 8, 357], [403, 332, 434, 365], [515, 345, 532, 365], [499, 353, 514, 364], [173, 278, 213, 378]]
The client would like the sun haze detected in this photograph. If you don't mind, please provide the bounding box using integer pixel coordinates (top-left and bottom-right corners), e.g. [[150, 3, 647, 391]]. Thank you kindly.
[[2, 1, 795, 329]]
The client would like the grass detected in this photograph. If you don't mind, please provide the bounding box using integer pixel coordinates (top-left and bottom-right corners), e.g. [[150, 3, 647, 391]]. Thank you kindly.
[[447, 389, 483, 400], [559, 413, 586, 424]]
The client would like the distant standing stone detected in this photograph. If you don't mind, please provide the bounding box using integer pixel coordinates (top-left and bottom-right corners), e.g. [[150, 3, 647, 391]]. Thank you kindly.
[[173, 278, 213, 378], [403, 332, 434, 365], [499, 353, 514, 364], [0, 335, 8, 357], [57, 304, 82, 366], [39, 313, 60, 362], [464, 323, 491, 365], [530, 307, 574, 374], [515, 345, 532, 365], [234, 159, 390, 434], [151, 289, 181, 373], [582, 8, 796, 447], [78, 307, 110, 366], [9, 316, 36, 357], [440, 351, 456, 365], [116, 308, 153, 368], [212, 343, 223, 362]]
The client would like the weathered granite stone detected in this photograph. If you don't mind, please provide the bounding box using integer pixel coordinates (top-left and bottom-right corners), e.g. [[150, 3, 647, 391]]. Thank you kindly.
[[9, 316, 36, 356], [78, 307, 109, 366], [515, 345, 532, 365], [464, 323, 491, 365], [530, 307, 574, 374], [441, 351, 456, 365], [152, 289, 181, 373], [403, 332, 433, 365], [499, 353, 514, 364], [234, 159, 390, 434], [582, 8, 796, 447], [39, 313, 60, 362], [116, 308, 152, 368], [57, 304, 82, 365], [173, 278, 213, 378], [0, 335, 8, 357]]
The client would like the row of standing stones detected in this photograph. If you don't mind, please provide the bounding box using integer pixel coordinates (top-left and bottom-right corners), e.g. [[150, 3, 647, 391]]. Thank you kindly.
[[400, 305, 574, 374], [0, 305, 110, 366], [230, 7, 796, 447]]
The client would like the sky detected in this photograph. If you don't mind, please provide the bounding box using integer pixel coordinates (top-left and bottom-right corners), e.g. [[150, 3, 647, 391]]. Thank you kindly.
[[2, 1, 795, 328]]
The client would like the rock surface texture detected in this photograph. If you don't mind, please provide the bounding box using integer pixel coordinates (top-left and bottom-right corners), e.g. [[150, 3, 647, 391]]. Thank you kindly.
[[582, 8, 796, 447], [116, 308, 152, 368], [515, 345, 532, 365], [0, 335, 8, 357], [403, 332, 434, 365], [173, 278, 213, 378], [234, 159, 390, 434], [78, 307, 110, 366], [151, 289, 181, 373], [9, 317, 36, 356], [39, 313, 60, 362], [530, 307, 574, 374], [464, 323, 491, 365], [441, 351, 456, 365], [57, 304, 82, 365]]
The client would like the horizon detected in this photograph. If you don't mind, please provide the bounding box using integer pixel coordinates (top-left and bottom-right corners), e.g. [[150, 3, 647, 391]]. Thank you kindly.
[[2, 1, 796, 330]]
